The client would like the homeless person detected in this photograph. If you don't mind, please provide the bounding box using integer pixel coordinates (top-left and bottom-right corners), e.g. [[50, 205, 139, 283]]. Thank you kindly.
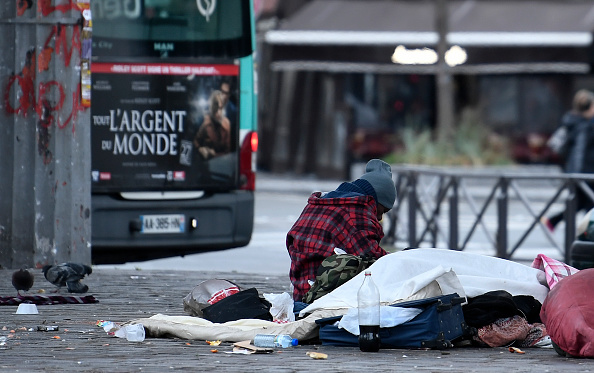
[[286, 159, 396, 302]]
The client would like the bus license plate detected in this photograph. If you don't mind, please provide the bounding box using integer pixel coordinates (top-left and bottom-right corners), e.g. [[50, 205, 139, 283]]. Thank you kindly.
[[140, 214, 185, 234]]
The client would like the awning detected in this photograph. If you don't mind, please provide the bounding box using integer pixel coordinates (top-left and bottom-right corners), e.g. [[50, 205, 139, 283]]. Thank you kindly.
[[265, 0, 594, 73]]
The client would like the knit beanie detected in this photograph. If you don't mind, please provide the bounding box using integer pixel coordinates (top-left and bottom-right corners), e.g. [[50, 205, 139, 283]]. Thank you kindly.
[[358, 159, 396, 209]]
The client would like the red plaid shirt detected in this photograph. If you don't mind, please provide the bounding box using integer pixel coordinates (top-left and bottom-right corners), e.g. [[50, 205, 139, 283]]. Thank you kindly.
[[286, 192, 387, 301]]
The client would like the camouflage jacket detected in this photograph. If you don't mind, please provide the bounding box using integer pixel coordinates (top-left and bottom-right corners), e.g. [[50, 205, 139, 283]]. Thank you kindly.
[[302, 253, 376, 304]]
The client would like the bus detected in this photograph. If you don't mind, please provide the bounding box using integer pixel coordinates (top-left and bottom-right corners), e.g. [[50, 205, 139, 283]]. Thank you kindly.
[[89, 0, 258, 264]]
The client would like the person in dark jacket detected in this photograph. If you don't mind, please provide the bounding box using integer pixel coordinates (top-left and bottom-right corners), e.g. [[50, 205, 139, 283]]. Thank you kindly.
[[543, 89, 594, 232], [286, 159, 396, 301]]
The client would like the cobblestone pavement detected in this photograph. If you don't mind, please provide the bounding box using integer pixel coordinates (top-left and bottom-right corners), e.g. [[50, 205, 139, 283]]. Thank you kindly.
[[0, 268, 592, 372]]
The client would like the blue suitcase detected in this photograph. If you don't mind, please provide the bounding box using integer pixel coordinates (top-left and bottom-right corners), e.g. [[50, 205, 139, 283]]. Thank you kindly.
[[315, 293, 472, 349]]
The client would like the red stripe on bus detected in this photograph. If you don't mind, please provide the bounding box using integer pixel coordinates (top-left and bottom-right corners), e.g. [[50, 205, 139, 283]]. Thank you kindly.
[[90, 62, 239, 76]]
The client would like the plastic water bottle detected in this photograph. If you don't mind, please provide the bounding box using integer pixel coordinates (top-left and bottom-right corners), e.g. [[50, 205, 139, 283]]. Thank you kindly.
[[124, 324, 145, 342], [253, 334, 298, 348], [114, 324, 146, 342], [102, 321, 118, 333], [358, 270, 380, 352]]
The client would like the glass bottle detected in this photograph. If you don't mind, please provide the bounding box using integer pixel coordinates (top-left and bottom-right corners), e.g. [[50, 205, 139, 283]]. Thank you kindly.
[[357, 270, 380, 352]]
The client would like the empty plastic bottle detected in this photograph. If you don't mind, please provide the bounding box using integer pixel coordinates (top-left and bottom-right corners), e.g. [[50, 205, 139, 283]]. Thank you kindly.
[[358, 270, 381, 352], [114, 323, 145, 342], [124, 324, 145, 342], [253, 334, 298, 348], [102, 321, 118, 333]]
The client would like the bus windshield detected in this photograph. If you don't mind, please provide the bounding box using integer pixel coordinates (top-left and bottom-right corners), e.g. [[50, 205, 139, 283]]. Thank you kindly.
[[91, 0, 252, 59]]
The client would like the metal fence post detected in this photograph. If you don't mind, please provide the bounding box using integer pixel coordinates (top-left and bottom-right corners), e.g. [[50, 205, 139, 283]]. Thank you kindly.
[[564, 180, 577, 264], [449, 176, 459, 250], [0, 3, 91, 268], [430, 176, 444, 247], [407, 173, 417, 248], [496, 178, 509, 259]]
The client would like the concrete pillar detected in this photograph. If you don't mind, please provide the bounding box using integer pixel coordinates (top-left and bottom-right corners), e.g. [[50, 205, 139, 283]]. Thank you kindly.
[[0, 2, 91, 268]]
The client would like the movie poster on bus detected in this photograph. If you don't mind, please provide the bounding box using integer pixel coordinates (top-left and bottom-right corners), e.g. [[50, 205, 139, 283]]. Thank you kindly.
[[90, 62, 239, 192]]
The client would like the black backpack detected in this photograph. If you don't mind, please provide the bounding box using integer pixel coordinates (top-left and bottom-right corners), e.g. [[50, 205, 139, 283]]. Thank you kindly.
[[202, 288, 272, 323]]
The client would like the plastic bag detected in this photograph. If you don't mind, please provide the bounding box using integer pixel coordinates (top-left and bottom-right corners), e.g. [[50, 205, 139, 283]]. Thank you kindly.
[[183, 279, 241, 317], [263, 292, 295, 322], [202, 288, 272, 323]]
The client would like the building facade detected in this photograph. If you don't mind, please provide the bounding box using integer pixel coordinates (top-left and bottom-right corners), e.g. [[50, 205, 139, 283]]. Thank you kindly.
[[257, 0, 594, 178]]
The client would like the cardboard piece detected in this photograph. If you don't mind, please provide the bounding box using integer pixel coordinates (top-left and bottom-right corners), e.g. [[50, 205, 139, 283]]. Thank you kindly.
[[233, 340, 274, 353]]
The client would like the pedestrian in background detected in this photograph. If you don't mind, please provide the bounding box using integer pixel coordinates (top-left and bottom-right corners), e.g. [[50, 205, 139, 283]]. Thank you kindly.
[[286, 159, 396, 301], [543, 89, 594, 232]]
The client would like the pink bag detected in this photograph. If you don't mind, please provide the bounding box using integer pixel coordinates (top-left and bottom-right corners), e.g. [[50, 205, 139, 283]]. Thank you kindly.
[[541, 268, 594, 357]]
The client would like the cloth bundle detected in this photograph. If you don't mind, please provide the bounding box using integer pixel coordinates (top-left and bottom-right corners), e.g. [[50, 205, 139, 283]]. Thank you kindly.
[[0, 295, 98, 305]]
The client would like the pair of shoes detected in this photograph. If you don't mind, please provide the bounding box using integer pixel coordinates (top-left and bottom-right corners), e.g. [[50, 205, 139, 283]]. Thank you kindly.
[[541, 216, 555, 233]]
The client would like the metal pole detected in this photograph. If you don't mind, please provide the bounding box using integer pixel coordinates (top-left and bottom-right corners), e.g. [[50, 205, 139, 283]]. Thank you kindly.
[[435, 0, 455, 142], [496, 178, 509, 259], [564, 181, 577, 264], [431, 176, 444, 247], [407, 175, 418, 248], [449, 177, 459, 250]]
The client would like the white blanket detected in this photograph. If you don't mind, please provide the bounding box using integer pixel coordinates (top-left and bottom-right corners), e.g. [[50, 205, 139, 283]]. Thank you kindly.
[[134, 249, 550, 342], [300, 248, 549, 316], [134, 308, 343, 342]]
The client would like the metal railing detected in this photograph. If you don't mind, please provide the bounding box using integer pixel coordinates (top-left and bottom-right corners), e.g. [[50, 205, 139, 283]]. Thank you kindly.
[[383, 165, 594, 263]]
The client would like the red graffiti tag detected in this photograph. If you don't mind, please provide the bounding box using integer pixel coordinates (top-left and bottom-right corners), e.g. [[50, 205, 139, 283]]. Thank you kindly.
[[37, 81, 65, 129], [4, 49, 36, 116], [4, 23, 84, 131], [35, 81, 84, 133], [38, 0, 82, 17], [34, 82, 85, 164], [39, 25, 81, 71], [17, 0, 33, 16], [66, 84, 85, 133], [3, 18, 86, 165]]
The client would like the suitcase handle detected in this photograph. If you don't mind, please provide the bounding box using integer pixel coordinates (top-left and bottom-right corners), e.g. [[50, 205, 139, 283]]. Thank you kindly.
[[436, 296, 466, 311], [436, 300, 451, 311], [451, 296, 466, 305]]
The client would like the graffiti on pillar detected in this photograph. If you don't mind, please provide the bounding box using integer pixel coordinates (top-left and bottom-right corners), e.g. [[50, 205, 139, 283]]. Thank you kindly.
[[38, 0, 82, 17], [4, 49, 36, 117], [4, 1, 87, 164], [17, 0, 33, 16]]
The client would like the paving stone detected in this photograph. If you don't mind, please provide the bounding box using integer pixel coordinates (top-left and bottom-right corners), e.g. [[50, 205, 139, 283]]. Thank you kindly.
[[0, 268, 591, 372]]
